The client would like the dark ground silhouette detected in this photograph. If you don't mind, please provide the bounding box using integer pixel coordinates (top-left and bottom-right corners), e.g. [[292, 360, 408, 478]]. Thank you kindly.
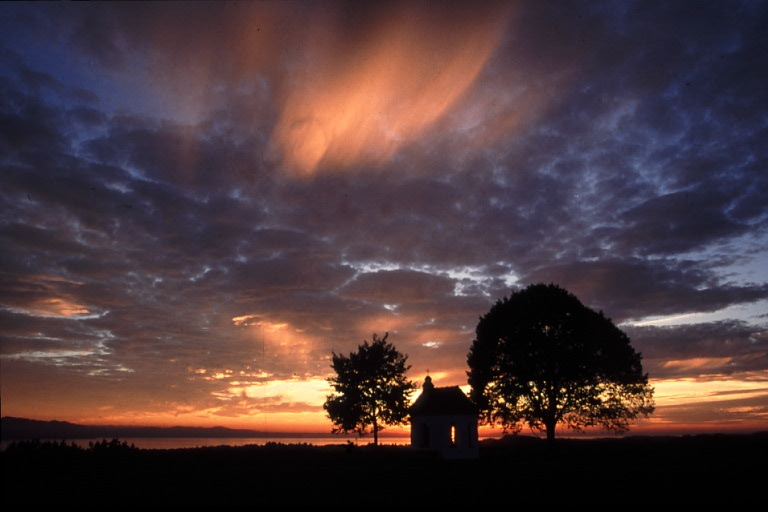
[[2, 433, 765, 506]]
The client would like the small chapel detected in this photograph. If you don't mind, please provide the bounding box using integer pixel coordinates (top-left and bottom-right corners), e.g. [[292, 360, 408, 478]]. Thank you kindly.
[[409, 376, 479, 459]]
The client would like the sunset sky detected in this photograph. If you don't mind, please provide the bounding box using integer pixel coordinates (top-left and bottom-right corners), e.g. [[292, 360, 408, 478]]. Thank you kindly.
[[1, 1, 766, 438]]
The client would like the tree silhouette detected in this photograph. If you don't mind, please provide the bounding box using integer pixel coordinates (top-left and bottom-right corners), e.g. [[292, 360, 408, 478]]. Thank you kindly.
[[467, 283, 654, 441], [324, 333, 416, 445]]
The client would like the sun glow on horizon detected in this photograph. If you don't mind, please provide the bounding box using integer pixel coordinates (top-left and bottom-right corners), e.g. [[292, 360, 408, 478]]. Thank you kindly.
[[12, 373, 767, 436]]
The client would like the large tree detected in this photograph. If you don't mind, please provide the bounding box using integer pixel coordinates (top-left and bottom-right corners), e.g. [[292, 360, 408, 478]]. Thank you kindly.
[[467, 283, 654, 441], [324, 333, 416, 445]]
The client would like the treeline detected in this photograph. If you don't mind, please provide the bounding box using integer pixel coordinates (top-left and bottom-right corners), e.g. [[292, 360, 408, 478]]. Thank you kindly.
[[1, 416, 276, 440], [3, 438, 139, 456]]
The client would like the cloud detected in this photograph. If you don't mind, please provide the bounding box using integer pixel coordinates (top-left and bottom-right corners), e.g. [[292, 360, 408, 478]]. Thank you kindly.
[[339, 269, 455, 304], [42, 1, 516, 174], [1, 1, 767, 432], [617, 189, 751, 255], [649, 376, 768, 432], [520, 259, 768, 323], [268, 1, 513, 174], [626, 321, 768, 379]]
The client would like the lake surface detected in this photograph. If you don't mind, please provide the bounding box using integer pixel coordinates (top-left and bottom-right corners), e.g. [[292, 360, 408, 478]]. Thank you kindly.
[[1, 436, 412, 450]]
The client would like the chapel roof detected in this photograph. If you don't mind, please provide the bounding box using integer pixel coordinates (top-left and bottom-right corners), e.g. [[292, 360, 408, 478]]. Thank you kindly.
[[409, 377, 477, 416]]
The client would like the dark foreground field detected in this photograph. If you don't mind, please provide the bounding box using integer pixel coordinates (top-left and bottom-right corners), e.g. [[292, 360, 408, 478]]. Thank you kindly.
[[3, 432, 766, 506]]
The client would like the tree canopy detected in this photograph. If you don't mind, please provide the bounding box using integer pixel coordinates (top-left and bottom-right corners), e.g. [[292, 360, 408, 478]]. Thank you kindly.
[[324, 333, 416, 445], [467, 283, 654, 440]]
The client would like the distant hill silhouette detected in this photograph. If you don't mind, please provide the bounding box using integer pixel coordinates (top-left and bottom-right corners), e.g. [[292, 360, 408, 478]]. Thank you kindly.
[[0, 416, 324, 440]]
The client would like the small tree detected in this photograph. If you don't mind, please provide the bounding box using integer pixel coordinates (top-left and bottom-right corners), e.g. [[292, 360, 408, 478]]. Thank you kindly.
[[467, 283, 654, 441], [324, 333, 416, 445]]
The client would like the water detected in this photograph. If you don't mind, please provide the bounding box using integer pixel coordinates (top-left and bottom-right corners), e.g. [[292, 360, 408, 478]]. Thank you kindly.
[[1, 436, 412, 450]]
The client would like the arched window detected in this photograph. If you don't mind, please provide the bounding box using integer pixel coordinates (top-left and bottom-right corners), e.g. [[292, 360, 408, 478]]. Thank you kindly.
[[450, 425, 457, 447]]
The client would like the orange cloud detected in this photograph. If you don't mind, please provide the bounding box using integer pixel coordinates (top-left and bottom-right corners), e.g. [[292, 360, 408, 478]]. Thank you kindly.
[[134, 2, 516, 175], [268, 3, 514, 174], [23, 297, 90, 318], [652, 375, 768, 404], [231, 315, 320, 377], [662, 357, 734, 372], [4, 274, 91, 318]]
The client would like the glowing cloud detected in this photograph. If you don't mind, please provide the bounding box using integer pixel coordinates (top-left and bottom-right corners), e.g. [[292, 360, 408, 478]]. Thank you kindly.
[[3, 275, 93, 318], [270, 2, 513, 174], [226, 377, 330, 407], [128, 2, 514, 175], [19, 297, 91, 318], [662, 357, 735, 373], [231, 314, 319, 377], [652, 376, 768, 405]]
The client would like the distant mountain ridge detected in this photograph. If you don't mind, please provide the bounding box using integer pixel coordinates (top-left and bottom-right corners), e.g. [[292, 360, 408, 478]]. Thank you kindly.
[[0, 417, 325, 440]]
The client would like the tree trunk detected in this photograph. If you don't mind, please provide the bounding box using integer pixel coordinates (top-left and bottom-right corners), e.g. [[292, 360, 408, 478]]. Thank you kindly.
[[544, 415, 557, 443], [545, 388, 558, 443], [373, 414, 378, 446]]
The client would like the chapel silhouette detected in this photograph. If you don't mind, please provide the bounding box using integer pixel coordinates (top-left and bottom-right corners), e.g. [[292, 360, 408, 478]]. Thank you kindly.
[[409, 376, 479, 459]]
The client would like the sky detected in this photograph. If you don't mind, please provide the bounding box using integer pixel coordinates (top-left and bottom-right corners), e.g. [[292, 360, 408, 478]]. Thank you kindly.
[[1, 1, 766, 437]]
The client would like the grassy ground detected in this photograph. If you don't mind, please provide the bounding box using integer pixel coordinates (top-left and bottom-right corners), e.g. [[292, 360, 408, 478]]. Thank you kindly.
[[2, 432, 765, 506]]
